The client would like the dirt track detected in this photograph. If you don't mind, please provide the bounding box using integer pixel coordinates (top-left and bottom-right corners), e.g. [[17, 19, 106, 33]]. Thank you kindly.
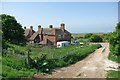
[[34, 43, 119, 78]]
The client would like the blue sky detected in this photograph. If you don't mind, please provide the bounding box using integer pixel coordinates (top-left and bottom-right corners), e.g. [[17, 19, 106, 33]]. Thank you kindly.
[[2, 2, 118, 33]]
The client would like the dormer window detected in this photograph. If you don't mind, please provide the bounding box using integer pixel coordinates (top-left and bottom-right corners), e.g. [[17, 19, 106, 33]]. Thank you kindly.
[[58, 35, 61, 39]]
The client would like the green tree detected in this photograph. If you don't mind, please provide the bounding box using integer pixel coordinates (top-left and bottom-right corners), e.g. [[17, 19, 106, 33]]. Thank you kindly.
[[89, 35, 103, 42], [0, 14, 26, 44], [109, 22, 120, 56], [84, 33, 93, 38]]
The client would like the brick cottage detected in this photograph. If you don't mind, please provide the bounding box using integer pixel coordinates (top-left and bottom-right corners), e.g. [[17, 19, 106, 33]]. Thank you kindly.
[[24, 24, 71, 45]]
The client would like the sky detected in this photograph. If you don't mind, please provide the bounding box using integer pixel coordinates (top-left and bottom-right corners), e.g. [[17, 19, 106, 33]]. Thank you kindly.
[[1, 2, 118, 33]]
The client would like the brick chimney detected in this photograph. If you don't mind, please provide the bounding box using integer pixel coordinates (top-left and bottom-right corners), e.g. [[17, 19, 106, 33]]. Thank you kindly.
[[60, 23, 65, 32], [24, 26, 26, 29], [49, 25, 53, 28], [30, 26, 33, 30], [38, 25, 41, 31]]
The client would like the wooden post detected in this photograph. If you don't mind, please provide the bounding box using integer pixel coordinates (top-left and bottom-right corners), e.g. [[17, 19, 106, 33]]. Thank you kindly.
[[27, 51, 30, 66]]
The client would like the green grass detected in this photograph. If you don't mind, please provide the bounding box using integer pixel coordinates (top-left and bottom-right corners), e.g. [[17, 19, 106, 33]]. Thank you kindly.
[[30, 44, 101, 60], [2, 43, 102, 78], [107, 51, 120, 79], [107, 71, 120, 80], [108, 52, 120, 63], [76, 73, 81, 77]]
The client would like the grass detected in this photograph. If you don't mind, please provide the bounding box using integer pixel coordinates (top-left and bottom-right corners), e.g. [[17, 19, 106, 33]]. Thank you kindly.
[[108, 52, 120, 63], [2, 43, 102, 78], [107, 49, 120, 79], [76, 73, 81, 77], [30, 44, 101, 61], [107, 70, 120, 80]]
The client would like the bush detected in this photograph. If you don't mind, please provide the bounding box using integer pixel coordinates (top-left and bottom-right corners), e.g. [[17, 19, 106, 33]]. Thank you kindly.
[[84, 33, 93, 38], [108, 22, 120, 62], [89, 35, 103, 42]]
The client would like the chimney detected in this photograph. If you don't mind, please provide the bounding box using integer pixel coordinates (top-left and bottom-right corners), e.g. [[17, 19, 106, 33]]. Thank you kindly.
[[60, 23, 65, 32], [24, 26, 26, 29], [49, 25, 53, 28], [38, 25, 41, 31], [30, 26, 33, 30]]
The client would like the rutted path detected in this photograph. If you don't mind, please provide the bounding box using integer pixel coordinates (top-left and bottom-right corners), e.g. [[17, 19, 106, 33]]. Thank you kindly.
[[34, 43, 119, 78]]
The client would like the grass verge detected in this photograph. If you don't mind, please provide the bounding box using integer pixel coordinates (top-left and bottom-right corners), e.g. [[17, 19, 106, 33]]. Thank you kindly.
[[107, 70, 120, 80]]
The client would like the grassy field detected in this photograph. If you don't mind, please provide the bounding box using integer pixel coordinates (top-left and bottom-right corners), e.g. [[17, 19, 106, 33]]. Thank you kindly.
[[2, 43, 101, 78]]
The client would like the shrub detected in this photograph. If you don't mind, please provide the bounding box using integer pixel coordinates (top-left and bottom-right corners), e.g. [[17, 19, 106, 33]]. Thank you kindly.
[[84, 33, 93, 38], [89, 35, 103, 42]]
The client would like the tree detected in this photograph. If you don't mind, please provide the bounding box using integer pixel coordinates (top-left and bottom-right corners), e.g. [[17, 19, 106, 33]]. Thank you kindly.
[[0, 14, 26, 44], [109, 22, 120, 56], [103, 33, 111, 41], [89, 35, 103, 42], [84, 33, 93, 38]]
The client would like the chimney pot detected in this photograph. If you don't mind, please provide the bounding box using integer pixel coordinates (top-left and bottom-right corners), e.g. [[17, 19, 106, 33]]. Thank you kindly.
[[30, 26, 33, 30], [24, 26, 26, 29], [49, 25, 53, 28], [60, 23, 65, 32], [38, 25, 41, 31]]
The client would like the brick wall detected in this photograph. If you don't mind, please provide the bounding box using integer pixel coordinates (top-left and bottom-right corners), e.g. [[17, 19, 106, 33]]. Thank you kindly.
[[39, 34, 71, 45], [56, 34, 71, 42]]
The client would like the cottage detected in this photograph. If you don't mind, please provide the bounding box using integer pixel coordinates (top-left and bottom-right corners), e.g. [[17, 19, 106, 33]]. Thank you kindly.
[[24, 23, 71, 45], [24, 26, 36, 43]]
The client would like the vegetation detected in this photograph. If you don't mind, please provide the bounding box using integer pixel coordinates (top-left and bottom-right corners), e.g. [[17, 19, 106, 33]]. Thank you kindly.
[[106, 22, 120, 79], [107, 71, 120, 79], [0, 14, 26, 46], [107, 22, 120, 63], [72, 33, 105, 43], [76, 73, 81, 77], [89, 35, 103, 42], [2, 43, 101, 78], [84, 33, 93, 38]]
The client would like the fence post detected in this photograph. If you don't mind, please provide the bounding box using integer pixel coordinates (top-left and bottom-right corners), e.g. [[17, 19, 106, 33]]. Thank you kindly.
[[27, 51, 30, 66]]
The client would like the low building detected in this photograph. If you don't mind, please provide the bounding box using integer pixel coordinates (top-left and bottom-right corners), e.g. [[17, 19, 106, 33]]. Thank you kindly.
[[24, 23, 71, 45], [24, 26, 36, 43]]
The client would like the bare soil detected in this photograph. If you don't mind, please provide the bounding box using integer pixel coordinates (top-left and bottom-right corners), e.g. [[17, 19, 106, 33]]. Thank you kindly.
[[34, 43, 119, 78]]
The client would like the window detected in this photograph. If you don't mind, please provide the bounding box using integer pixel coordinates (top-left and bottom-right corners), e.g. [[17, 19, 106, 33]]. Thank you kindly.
[[58, 35, 61, 39], [43, 34, 45, 37], [63, 35, 65, 38]]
